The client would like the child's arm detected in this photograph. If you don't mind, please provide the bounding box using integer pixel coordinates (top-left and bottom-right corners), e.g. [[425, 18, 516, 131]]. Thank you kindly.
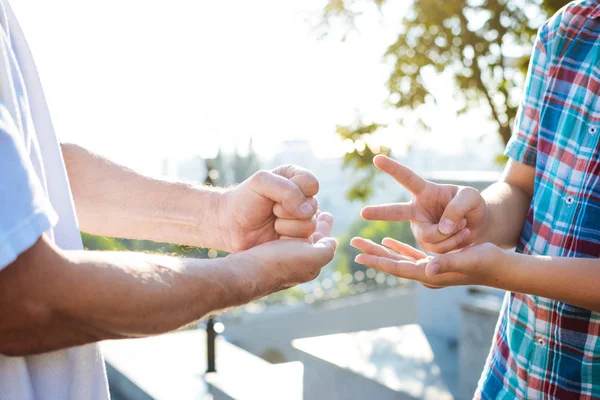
[[476, 158, 535, 248], [352, 238, 600, 313]]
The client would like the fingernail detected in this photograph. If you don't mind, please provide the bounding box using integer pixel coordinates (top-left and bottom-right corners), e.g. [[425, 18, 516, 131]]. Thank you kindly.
[[354, 255, 362, 264], [300, 202, 313, 216], [427, 262, 440, 276], [439, 218, 455, 234], [458, 219, 467, 230]]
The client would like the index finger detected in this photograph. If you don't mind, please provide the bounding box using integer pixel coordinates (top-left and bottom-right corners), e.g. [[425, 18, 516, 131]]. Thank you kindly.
[[374, 155, 427, 195], [361, 202, 414, 222], [250, 171, 313, 218], [272, 165, 319, 197]]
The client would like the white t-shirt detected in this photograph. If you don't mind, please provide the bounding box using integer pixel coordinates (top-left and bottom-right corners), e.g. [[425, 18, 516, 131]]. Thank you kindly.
[[0, 1, 109, 398]]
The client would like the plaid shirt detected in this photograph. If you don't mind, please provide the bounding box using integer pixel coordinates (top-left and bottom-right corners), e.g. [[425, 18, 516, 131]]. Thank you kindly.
[[477, 1, 600, 399]]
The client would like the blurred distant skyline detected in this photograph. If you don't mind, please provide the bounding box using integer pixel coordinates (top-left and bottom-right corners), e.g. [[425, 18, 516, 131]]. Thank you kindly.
[[13, 0, 503, 176]]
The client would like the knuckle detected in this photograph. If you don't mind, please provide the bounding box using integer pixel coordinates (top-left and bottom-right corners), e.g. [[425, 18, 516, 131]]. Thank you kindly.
[[312, 179, 320, 194], [460, 186, 479, 197], [302, 176, 319, 195], [252, 170, 268, 184], [272, 164, 293, 176], [457, 187, 481, 207]]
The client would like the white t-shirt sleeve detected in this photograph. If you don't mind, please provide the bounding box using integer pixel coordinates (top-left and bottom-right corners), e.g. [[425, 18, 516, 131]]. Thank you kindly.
[[0, 102, 57, 268]]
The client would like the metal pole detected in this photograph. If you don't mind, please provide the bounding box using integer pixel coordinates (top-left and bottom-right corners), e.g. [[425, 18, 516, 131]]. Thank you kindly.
[[204, 160, 218, 373], [206, 316, 216, 373]]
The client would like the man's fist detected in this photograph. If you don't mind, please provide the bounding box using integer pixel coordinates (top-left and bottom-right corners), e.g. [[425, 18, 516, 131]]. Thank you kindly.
[[218, 165, 320, 252]]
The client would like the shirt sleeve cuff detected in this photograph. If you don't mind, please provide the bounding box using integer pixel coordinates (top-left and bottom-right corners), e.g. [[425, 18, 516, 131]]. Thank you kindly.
[[0, 206, 58, 269], [504, 136, 537, 167]]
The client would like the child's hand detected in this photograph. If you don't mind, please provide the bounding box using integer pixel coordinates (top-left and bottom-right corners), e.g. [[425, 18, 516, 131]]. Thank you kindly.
[[350, 237, 508, 288], [361, 155, 488, 254]]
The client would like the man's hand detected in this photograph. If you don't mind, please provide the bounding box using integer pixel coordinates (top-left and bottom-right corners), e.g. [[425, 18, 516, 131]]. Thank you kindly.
[[228, 212, 337, 296], [350, 236, 507, 288], [361, 155, 489, 254], [219, 165, 320, 252]]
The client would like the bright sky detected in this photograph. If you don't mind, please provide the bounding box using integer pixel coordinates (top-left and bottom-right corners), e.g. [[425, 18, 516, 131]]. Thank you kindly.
[[12, 0, 501, 175]]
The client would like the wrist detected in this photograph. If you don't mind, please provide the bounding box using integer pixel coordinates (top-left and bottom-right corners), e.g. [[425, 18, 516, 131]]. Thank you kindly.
[[181, 184, 227, 250], [219, 252, 275, 304], [213, 188, 236, 251], [483, 247, 515, 289], [477, 199, 493, 245]]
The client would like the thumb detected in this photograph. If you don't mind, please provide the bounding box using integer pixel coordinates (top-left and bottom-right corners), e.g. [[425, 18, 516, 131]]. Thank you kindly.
[[316, 237, 338, 252], [425, 247, 479, 277], [438, 187, 482, 235], [310, 237, 337, 265]]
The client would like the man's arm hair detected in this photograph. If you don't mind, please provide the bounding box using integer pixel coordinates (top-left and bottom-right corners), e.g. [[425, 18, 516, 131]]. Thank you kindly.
[[0, 235, 254, 356]]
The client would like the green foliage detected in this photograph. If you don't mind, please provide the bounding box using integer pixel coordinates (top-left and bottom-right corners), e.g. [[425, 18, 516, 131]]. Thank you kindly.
[[81, 233, 227, 258], [81, 233, 127, 251], [494, 153, 509, 165], [334, 214, 416, 276], [337, 120, 391, 201], [320, 0, 569, 201]]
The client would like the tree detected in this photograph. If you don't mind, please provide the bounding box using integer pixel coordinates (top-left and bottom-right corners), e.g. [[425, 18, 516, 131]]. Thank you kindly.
[[319, 0, 568, 201]]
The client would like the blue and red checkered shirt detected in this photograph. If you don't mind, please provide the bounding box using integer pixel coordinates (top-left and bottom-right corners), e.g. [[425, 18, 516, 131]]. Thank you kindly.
[[477, 1, 600, 399]]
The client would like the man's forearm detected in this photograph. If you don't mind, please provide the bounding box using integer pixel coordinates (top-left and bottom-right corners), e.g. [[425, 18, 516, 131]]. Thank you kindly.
[[61, 143, 226, 249], [495, 252, 600, 313], [0, 236, 256, 356]]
